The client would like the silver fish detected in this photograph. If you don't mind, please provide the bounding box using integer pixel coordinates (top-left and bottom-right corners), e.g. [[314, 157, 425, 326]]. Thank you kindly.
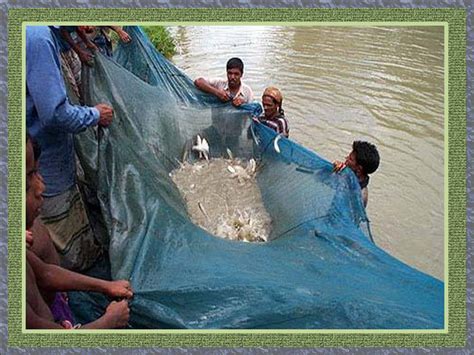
[[192, 135, 210, 160], [226, 148, 234, 160], [273, 135, 282, 154]]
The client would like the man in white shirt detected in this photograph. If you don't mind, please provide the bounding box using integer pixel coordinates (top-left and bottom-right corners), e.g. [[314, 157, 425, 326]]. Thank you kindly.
[[194, 57, 254, 106]]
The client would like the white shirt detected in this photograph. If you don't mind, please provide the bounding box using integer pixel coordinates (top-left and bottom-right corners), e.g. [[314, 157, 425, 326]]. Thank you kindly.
[[208, 78, 254, 103]]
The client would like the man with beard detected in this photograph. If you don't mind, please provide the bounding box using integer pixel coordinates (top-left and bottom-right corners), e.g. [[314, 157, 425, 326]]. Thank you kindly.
[[194, 57, 254, 107]]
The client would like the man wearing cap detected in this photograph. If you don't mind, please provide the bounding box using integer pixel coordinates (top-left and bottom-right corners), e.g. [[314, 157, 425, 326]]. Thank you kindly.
[[256, 87, 289, 138], [194, 57, 253, 107]]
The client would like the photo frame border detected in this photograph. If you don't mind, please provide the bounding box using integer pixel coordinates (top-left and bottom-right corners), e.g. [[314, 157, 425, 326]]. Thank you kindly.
[[7, 7, 466, 348]]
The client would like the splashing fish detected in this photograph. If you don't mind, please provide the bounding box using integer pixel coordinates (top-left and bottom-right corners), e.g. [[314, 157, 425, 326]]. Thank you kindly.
[[273, 135, 282, 154], [170, 158, 272, 243], [192, 135, 210, 160], [226, 158, 257, 184]]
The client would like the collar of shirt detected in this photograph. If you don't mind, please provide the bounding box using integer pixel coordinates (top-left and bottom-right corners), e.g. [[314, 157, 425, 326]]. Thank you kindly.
[[223, 82, 244, 99]]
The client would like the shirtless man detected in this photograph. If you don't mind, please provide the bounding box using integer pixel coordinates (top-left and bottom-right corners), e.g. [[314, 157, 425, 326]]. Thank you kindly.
[[26, 134, 133, 329]]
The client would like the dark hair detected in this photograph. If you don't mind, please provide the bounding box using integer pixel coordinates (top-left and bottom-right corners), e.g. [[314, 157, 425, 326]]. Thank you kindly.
[[27, 133, 41, 161], [352, 141, 379, 175], [226, 57, 244, 74]]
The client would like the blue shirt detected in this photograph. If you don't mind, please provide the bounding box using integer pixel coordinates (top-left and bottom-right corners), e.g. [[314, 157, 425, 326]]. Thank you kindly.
[[26, 26, 99, 196]]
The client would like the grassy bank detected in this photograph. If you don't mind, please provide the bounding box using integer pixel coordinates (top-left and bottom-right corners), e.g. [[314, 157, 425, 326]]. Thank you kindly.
[[141, 26, 176, 59]]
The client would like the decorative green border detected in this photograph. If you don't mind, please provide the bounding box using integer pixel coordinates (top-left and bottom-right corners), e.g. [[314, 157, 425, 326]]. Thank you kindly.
[[7, 8, 466, 347]]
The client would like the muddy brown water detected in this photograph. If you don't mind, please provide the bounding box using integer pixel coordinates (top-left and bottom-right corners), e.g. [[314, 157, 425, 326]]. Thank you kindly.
[[169, 26, 444, 280]]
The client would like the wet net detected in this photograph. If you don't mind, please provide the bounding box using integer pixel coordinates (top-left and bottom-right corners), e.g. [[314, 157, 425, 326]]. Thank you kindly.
[[71, 27, 444, 329]]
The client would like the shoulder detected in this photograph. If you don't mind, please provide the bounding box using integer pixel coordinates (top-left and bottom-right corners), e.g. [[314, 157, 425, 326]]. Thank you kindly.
[[26, 26, 56, 55], [275, 117, 289, 137], [276, 113, 289, 128], [241, 82, 253, 95], [276, 113, 288, 123], [27, 26, 53, 42], [239, 82, 254, 102], [30, 220, 60, 265], [241, 82, 252, 91]]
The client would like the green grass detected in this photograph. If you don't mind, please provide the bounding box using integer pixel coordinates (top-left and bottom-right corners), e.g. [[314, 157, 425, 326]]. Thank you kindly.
[[141, 26, 176, 59]]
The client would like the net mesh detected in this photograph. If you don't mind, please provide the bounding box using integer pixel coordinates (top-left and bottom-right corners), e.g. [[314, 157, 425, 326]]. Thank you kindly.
[[70, 26, 444, 329]]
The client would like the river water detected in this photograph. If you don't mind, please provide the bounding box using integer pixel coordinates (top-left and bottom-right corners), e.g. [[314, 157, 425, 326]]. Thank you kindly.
[[169, 26, 445, 281]]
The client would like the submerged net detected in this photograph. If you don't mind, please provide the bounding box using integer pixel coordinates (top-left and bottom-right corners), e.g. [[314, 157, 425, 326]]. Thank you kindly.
[[170, 157, 271, 243], [71, 27, 444, 329]]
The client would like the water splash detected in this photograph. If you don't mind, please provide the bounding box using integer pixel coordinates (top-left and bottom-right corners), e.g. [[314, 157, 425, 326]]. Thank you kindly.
[[170, 158, 272, 242]]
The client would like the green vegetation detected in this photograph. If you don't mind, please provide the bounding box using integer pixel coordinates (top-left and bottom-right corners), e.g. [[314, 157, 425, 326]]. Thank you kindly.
[[141, 26, 176, 59]]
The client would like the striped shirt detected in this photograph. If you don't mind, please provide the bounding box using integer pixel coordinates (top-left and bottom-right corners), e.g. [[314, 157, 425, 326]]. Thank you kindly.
[[257, 113, 289, 137]]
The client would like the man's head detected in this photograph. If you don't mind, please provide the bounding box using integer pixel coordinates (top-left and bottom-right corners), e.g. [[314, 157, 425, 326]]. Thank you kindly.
[[77, 26, 96, 34], [345, 141, 380, 177], [262, 87, 283, 119], [26, 134, 45, 229], [226, 57, 244, 90]]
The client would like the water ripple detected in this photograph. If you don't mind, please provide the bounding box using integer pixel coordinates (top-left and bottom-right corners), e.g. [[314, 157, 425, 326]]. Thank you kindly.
[[170, 25, 444, 280]]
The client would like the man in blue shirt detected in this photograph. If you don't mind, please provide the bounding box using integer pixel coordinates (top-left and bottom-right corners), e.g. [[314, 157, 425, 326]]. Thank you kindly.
[[26, 26, 113, 271]]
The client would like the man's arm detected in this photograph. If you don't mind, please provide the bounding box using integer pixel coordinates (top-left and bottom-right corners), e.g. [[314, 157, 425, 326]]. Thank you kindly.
[[26, 302, 64, 329], [27, 297, 130, 329], [75, 27, 98, 51], [109, 26, 131, 43], [29, 220, 60, 265], [59, 27, 94, 63], [81, 300, 130, 329], [27, 29, 114, 131], [26, 29, 101, 133], [194, 78, 230, 102], [26, 251, 133, 299]]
